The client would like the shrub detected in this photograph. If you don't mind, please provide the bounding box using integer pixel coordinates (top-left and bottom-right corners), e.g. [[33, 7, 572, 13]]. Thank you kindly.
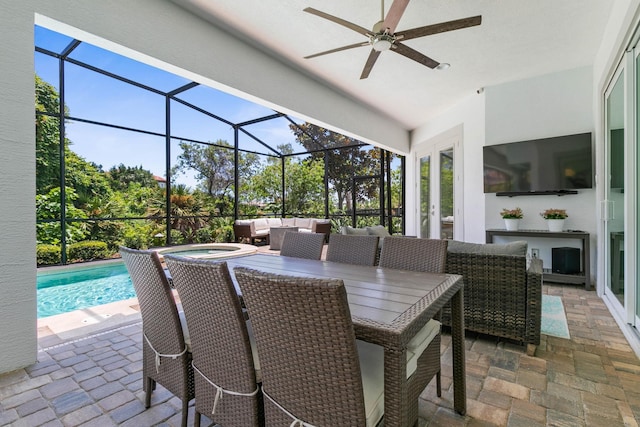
[[122, 231, 150, 250], [67, 241, 109, 262], [195, 227, 213, 243], [37, 244, 61, 266], [170, 229, 185, 245], [213, 224, 234, 242]]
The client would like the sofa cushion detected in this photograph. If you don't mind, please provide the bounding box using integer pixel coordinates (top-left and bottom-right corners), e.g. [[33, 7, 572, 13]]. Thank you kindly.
[[253, 218, 269, 231], [235, 219, 251, 225], [447, 240, 527, 256], [282, 218, 296, 227], [294, 218, 312, 229], [266, 218, 282, 227], [342, 226, 369, 236]]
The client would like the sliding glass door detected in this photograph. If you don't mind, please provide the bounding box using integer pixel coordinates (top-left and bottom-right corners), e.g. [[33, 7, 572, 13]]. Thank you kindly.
[[603, 34, 640, 328], [605, 67, 625, 308]]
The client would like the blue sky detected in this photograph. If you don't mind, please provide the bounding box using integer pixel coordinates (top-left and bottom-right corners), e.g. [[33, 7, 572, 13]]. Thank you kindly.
[[34, 25, 308, 190]]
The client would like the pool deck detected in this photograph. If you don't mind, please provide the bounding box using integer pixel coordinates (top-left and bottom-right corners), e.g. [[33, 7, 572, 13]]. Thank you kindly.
[[3, 244, 639, 425], [37, 297, 142, 348], [9, 279, 639, 426]]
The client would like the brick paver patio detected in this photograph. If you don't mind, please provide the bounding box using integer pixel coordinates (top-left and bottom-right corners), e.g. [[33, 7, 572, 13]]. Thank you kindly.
[[1, 282, 639, 426]]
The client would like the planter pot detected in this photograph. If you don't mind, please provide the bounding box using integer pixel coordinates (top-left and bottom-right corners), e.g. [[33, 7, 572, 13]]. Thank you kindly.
[[504, 218, 520, 231], [546, 219, 565, 232]]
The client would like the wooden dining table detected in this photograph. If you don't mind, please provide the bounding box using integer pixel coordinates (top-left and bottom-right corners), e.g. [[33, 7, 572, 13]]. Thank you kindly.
[[222, 253, 466, 426]]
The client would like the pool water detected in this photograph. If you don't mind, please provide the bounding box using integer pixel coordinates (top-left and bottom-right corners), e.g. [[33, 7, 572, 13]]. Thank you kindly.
[[37, 263, 135, 318]]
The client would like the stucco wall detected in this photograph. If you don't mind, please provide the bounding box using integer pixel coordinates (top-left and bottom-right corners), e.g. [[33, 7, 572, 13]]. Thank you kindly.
[[484, 66, 596, 282], [0, 2, 38, 373], [409, 94, 486, 243]]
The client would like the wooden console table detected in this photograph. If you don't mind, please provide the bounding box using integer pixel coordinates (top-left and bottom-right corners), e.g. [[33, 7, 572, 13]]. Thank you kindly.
[[486, 229, 591, 290]]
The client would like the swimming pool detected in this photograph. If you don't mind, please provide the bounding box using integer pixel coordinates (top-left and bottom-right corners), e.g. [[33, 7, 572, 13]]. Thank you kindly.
[[37, 262, 134, 318], [37, 243, 258, 318]]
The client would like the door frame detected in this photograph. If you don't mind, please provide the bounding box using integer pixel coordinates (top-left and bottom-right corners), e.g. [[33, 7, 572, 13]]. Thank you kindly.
[[414, 127, 464, 240]]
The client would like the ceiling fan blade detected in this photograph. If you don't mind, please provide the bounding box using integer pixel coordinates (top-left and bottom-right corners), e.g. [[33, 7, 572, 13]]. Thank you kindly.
[[305, 41, 370, 59], [360, 49, 382, 79], [392, 42, 440, 69], [303, 7, 374, 37], [383, 0, 410, 33], [395, 15, 482, 42]]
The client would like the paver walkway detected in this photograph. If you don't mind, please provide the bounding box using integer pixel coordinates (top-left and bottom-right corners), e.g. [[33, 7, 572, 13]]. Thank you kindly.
[[1, 282, 639, 426]]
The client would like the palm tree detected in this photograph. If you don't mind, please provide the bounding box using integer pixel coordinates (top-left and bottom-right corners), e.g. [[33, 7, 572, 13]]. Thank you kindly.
[[147, 184, 210, 243]]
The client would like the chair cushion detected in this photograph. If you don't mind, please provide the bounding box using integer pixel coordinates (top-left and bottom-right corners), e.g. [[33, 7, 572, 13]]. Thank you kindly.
[[356, 323, 438, 427], [405, 319, 440, 378], [356, 340, 385, 427], [447, 240, 528, 256], [177, 308, 192, 352], [245, 319, 262, 383], [342, 226, 369, 236]]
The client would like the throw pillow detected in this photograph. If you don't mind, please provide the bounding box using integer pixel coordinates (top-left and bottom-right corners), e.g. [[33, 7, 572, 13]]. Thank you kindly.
[[447, 240, 527, 256], [366, 225, 391, 237], [342, 226, 369, 236]]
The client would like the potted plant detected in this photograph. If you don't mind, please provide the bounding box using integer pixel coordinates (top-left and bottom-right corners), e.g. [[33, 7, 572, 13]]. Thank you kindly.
[[500, 207, 523, 231], [541, 208, 568, 232]]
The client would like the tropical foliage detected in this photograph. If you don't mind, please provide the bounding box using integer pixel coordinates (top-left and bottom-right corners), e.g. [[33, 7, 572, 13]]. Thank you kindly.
[[35, 74, 404, 265]]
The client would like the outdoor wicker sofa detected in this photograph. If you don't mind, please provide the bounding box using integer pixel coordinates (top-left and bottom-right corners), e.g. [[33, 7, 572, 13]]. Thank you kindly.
[[233, 217, 331, 244], [441, 240, 544, 353]]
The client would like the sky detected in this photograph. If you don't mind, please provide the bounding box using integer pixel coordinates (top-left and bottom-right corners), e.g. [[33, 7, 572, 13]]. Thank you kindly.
[[34, 25, 309, 190]]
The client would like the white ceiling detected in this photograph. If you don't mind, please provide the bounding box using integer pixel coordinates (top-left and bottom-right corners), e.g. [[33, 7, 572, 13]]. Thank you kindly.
[[171, 0, 614, 130]]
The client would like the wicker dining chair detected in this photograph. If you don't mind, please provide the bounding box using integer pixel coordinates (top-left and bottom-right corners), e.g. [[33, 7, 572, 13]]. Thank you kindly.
[[164, 256, 263, 427], [326, 233, 379, 266], [377, 236, 447, 412], [234, 267, 385, 426], [378, 236, 449, 272], [278, 231, 326, 260], [119, 247, 194, 427]]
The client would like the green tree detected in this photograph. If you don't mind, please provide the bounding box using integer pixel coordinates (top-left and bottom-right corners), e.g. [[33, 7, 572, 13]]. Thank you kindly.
[[147, 184, 210, 243], [35, 75, 63, 193], [64, 153, 112, 207], [172, 140, 259, 198], [107, 164, 158, 191], [36, 73, 111, 204], [248, 144, 325, 215], [289, 123, 380, 212], [36, 187, 89, 244]]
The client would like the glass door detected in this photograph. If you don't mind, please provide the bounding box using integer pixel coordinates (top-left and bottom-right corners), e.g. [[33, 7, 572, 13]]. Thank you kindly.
[[635, 48, 640, 328], [417, 134, 460, 239], [605, 66, 626, 309]]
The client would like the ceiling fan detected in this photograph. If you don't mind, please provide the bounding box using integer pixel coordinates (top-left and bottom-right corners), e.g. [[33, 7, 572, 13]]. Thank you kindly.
[[303, 0, 481, 79]]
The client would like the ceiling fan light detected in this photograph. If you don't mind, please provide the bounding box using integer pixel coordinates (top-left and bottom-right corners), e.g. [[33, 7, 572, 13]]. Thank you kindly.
[[436, 63, 451, 70], [371, 34, 394, 51]]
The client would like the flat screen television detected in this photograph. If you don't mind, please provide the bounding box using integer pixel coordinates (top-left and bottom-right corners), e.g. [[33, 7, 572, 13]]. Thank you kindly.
[[483, 132, 593, 194]]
